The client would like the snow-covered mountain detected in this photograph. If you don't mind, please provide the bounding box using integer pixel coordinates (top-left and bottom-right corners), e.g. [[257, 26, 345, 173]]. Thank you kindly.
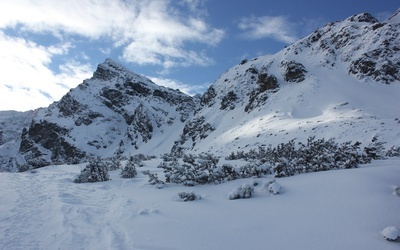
[[0, 59, 197, 170], [172, 10, 400, 156], [1, 10, 400, 171]]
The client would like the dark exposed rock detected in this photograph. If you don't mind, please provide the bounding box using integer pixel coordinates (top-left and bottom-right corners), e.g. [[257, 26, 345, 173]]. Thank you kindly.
[[245, 90, 268, 113], [123, 81, 151, 96], [127, 104, 154, 144], [92, 63, 119, 81], [347, 13, 378, 23], [19, 121, 85, 167], [171, 116, 215, 155], [309, 31, 322, 43], [220, 91, 238, 110], [281, 61, 308, 83], [246, 67, 258, 74], [101, 87, 125, 107], [349, 49, 400, 83], [75, 112, 103, 126], [258, 74, 278, 91], [200, 86, 217, 107], [58, 93, 81, 117]]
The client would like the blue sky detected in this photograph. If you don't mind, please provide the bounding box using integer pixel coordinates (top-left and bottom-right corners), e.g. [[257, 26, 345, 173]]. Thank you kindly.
[[0, 0, 398, 111]]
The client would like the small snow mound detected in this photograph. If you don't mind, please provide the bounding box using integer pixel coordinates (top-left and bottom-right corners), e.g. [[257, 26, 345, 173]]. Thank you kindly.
[[268, 182, 281, 195], [138, 208, 160, 215], [381, 226, 400, 241], [263, 179, 281, 195]]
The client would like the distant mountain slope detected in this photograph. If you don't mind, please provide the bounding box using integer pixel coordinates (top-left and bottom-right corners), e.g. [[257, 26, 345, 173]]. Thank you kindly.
[[1, 10, 400, 171], [172, 10, 400, 156]]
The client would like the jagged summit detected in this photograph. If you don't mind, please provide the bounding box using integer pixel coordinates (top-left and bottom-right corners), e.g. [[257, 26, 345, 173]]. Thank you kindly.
[[92, 58, 142, 82], [346, 13, 378, 23]]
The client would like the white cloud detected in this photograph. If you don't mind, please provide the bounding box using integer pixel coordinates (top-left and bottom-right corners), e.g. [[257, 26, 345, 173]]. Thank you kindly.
[[149, 76, 209, 96], [0, 32, 93, 111], [0, 0, 224, 68], [238, 15, 298, 44]]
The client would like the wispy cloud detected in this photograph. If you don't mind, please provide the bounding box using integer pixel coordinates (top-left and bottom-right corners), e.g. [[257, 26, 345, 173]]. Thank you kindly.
[[238, 15, 298, 44]]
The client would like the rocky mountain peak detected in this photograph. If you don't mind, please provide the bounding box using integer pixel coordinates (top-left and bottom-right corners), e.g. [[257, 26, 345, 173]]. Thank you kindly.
[[0, 58, 198, 170], [346, 13, 378, 23], [92, 58, 137, 81]]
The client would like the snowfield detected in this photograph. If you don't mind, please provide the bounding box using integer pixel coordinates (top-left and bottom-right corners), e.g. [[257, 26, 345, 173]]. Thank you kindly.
[[1, 158, 399, 250]]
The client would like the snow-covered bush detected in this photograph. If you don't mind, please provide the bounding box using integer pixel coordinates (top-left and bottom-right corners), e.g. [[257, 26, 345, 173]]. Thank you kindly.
[[160, 153, 224, 186], [386, 146, 400, 157], [221, 164, 239, 181], [74, 157, 110, 183], [142, 170, 165, 189], [228, 183, 254, 200], [263, 179, 281, 195], [270, 140, 298, 177], [107, 157, 122, 171], [161, 153, 178, 162], [120, 157, 137, 178], [178, 191, 200, 201], [392, 186, 400, 197], [297, 137, 337, 172], [381, 226, 400, 241], [364, 136, 386, 160], [239, 161, 270, 178], [224, 136, 381, 178], [130, 154, 146, 167]]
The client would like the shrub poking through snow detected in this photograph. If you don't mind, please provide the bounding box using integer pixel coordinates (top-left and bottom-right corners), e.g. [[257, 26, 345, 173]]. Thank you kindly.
[[142, 170, 165, 189], [74, 157, 110, 183], [178, 191, 200, 201], [381, 226, 400, 241], [159, 153, 224, 186], [228, 183, 254, 200], [106, 157, 122, 171], [386, 146, 400, 157], [221, 164, 239, 181], [392, 186, 400, 197], [120, 157, 137, 178]]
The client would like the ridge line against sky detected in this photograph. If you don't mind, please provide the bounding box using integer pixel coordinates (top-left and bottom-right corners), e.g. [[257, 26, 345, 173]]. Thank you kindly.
[[0, 0, 398, 111]]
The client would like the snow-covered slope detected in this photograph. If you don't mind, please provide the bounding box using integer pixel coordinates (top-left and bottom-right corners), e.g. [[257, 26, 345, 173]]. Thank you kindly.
[[173, 10, 400, 156], [0, 158, 399, 249]]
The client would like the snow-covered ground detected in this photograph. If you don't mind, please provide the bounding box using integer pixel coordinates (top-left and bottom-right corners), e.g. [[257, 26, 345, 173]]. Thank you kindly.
[[1, 158, 399, 250]]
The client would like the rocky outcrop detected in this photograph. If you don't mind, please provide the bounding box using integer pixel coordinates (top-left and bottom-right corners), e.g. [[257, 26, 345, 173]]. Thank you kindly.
[[281, 61, 307, 83]]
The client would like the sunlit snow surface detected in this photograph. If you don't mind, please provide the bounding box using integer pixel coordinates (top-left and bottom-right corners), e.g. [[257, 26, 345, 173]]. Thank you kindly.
[[1, 158, 399, 250]]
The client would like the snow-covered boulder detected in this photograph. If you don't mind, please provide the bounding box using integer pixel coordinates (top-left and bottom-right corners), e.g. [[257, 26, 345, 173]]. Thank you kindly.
[[381, 226, 400, 241]]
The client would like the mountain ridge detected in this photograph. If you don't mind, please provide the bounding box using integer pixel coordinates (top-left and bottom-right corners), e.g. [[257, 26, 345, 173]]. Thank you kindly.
[[1, 9, 399, 171]]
